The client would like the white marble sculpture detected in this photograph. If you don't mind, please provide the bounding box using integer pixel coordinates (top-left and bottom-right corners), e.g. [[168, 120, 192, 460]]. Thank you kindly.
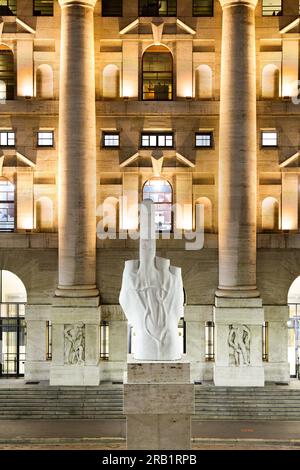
[[64, 322, 85, 365], [119, 200, 184, 361], [228, 324, 251, 366]]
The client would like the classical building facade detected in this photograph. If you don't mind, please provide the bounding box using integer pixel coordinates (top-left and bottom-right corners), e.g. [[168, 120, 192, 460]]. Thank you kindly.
[[0, 0, 300, 385]]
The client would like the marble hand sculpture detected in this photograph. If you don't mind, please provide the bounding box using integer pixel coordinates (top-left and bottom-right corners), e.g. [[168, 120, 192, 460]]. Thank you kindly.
[[119, 200, 184, 361]]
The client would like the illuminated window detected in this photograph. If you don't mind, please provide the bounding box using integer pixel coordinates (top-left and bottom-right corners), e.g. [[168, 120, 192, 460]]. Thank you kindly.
[[139, 0, 176, 16], [143, 177, 172, 232], [205, 321, 215, 361], [0, 45, 14, 100], [100, 321, 109, 360], [102, 0, 122, 16], [102, 132, 120, 148], [142, 45, 173, 101], [262, 1, 282, 16], [193, 0, 213, 16], [46, 321, 52, 360], [33, 0, 54, 16], [0, 0, 16, 15], [141, 132, 173, 148], [0, 131, 15, 147], [37, 131, 54, 147], [195, 132, 213, 148], [0, 178, 14, 232], [262, 322, 269, 362], [261, 130, 278, 147]]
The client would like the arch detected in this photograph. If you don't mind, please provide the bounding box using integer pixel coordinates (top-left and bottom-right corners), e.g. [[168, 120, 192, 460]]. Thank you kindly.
[[195, 64, 213, 99], [262, 64, 280, 99], [36, 196, 54, 232], [0, 270, 27, 303], [102, 64, 120, 99], [143, 177, 173, 231], [261, 197, 279, 231], [195, 197, 213, 232], [0, 177, 14, 232], [0, 80, 6, 100], [0, 44, 14, 100], [102, 196, 120, 232], [142, 45, 173, 101], [36, 64, 54, 99]]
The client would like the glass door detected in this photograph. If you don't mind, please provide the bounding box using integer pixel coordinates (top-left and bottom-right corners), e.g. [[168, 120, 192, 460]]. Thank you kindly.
[[288, 304, 300, 378], [0, 304, 26, 377]]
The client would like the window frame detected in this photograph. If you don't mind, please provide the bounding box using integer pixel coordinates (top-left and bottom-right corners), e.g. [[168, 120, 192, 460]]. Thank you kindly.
[[195, 131, 213, 149], [0, 130, 15, 148], [142, 47, 174, 101], [102, 131, 120, 149], [138, 0, 177, 17], [192, 0, 214, 17], [33, 0, 54, 16], [261, 130, 278, 148], [261, 1, 283, 17], [102, 0, 123, 17], [142, 177, 173, 233], [0, 0, 16, 16], [140, 132, 174, 149], [37, 130, 54, 148]]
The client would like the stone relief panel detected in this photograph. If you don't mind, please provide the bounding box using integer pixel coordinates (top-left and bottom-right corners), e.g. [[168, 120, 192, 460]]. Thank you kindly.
[[228, 324, 251, 366], [64, 322, 85, 365]]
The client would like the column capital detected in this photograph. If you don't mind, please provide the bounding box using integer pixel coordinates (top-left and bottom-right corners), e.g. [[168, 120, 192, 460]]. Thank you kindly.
[[59, 0, 97, 8], [219, 0, 257, 9]]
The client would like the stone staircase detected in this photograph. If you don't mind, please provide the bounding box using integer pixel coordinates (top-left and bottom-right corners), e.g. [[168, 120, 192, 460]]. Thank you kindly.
[[1, 384, 300, 420], [195, 385, 300, 420]]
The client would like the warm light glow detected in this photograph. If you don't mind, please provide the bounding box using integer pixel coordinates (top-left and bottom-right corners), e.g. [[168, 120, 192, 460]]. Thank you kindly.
[[122, 83, 135, 98], [282, 217, 295, 231], [18, 215, 34, 230], [21, 82, 33, 98]]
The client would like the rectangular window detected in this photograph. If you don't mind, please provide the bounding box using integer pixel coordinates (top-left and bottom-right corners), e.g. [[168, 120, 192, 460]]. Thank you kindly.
[[103, 132, 120, 148], [195, 132, 213, 148], [33, 0, 54, 16], [46, 321, 52, 361], [193, 0, 214, 17], [100, 321, 109, 360], [139, 0, 176, 17], [0, 0, 16, 15], [262, 1, 282, 16], [261, 130, 278, 147], [37, 131, 54, 147], [205, 321, 215, 362], [102, 0, 123, 17], [141, 132, 174, 148], [0, 131, 15, 147]]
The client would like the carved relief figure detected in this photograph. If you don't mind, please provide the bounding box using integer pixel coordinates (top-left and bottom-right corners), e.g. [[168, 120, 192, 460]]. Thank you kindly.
[[64, 322, 85, 365], [228, 324, 251, 366], [119, 200, 184, 361]]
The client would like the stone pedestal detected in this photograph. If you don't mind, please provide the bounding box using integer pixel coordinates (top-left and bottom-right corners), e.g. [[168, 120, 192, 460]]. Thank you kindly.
[[124, 358, 194, 450], [213, 298, 265, 386], [50, 297, 100, 386]]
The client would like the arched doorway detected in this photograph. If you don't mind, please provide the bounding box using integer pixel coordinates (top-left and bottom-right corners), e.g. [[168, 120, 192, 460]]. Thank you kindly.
[[287, 277, 300, 378], [0, 270, 27, 377], [143, 177, 173, 232], [142, 45, 173, 101], [0, 44, 14, 100]]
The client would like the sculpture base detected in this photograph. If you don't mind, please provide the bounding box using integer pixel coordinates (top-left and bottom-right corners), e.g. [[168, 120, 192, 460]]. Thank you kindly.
[[124, 357, 194, 450]]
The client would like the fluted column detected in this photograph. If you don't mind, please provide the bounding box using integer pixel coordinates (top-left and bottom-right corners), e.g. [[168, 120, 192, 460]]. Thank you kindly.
[[56, 0, 98, 298], [217, 0, 259, 298]]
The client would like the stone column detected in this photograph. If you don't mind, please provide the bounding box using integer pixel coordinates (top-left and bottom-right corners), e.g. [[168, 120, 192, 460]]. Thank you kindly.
[[217, 0, 259, 299], [214, 0, 264, 386], [56, 0, 98, 298]]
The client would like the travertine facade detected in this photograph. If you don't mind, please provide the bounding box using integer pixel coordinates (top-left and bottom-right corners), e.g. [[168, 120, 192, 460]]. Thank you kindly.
[[0, 0, 299, 384]]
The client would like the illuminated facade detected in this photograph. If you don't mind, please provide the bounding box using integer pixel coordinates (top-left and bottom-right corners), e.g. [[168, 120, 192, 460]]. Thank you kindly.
[[0, 0, 299, 385]]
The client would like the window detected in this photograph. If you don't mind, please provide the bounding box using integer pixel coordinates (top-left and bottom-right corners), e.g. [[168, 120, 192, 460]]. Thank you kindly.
[[0, 45, 15, 100], [141, 132, 173, 148], [46, 321, 52, 361], [143, 177, 172, 232], [139, 0, 176, 16], [142, 45, 173, 101], [33, 0, 54, 16], [102, 132, 120, 148], [100, 321, 109, 360], [0, 178, 14, 232], [262, 322, 269, 362], [0, 0, 16, 15], [0, 131, 15, 147], [262, 1, 282, 16], [205, 321, 215, 361], [193, 0, 213, 16], [261, 131, 278, 147], [195, 132, 213, 148], [37, 131, 54, 147], [102, 0, 122, 16]]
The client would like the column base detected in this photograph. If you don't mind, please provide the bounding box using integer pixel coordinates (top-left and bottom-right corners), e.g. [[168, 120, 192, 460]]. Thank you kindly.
[[55, 285, 99, 298], [216, 287, 260, 298], [124, 357, 194, 450]]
